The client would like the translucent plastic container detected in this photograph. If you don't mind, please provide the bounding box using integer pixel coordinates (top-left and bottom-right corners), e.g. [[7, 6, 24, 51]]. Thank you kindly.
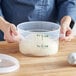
[[17, 21, 60, 56], [0, 54, 20, 74]]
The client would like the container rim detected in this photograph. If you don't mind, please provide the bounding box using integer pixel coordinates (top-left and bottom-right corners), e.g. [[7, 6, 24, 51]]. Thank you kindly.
[[17, 21, 60, 33]]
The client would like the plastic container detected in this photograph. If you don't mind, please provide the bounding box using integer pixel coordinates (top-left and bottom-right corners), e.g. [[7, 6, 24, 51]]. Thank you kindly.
[[17, 21, 60, 56], [0, 54, 20, 74]]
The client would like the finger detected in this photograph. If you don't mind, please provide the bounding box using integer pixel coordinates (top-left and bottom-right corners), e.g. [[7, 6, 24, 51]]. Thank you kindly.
[[11, 24, 18, 36], [65, 27, 74, 41], [66, 28, 72, 36], [60, 26, 66, 41], [65, 33, 74, 41], [59, 33, 65, 41], [11, 33, 20, 42], [59, 37, 65, 41], [4, 30, 15, 42], [4, 35, 14, 43]]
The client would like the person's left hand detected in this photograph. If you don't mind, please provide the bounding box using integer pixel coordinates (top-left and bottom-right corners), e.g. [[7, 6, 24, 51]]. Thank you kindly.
[[60, 16, 74, 41], [0, 17, 20, 43]]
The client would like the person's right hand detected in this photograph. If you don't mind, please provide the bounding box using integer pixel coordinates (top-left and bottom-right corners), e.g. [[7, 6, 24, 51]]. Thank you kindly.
[[0, 17, 19, 42], [60, 16, 74, 41]]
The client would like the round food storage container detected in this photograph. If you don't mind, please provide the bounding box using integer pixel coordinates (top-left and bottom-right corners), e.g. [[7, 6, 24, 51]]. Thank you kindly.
[[17, 21, 60, 56]]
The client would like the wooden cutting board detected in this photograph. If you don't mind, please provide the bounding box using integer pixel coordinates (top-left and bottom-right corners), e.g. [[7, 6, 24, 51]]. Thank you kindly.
[[0, 38, 76, 76]]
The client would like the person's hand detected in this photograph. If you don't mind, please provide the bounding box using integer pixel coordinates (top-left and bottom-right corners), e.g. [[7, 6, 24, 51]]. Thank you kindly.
[[0, 17, 19, 42], [60, 16, 74, 41]]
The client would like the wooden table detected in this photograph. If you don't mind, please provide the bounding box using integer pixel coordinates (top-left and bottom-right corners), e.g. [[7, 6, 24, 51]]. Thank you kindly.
[[0, 39, 76, 76]]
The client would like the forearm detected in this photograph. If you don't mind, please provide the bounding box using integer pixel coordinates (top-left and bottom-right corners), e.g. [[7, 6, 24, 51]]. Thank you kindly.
[[0, 16, 11, 33], [0, 16, 4, 30], [0, 16, 6, 30]]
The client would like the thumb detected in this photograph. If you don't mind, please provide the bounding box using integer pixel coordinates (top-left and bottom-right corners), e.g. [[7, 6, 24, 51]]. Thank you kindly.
[[60, 26, 66, 38], [10, 24, 18, 35]]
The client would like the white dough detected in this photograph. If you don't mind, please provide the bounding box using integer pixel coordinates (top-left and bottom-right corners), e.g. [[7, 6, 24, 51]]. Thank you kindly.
[[19, 33, 59, 56], [68, 53, 76, 64]]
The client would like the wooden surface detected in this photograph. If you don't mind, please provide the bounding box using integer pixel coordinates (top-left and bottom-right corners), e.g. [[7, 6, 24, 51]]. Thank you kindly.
[[0, 39, 76, 76]]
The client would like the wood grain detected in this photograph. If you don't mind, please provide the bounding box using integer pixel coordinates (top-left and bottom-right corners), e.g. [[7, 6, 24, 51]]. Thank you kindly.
[[0, 39, 76, 76]]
